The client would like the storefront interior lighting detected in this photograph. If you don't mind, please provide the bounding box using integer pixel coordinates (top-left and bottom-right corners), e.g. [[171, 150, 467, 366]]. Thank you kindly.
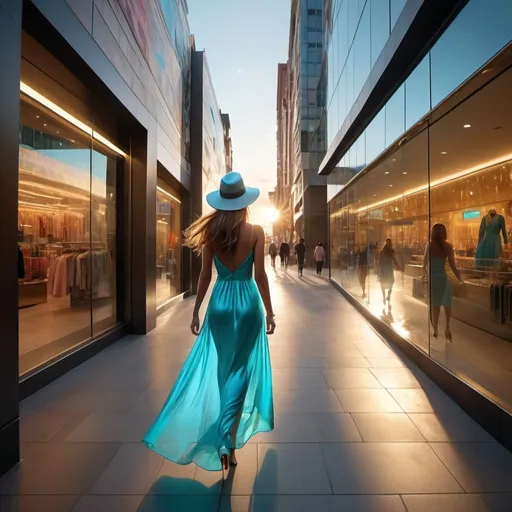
[[464, 124, 471, 128], [356, 153, 512, 213], [441, 151, 448, 155], [157, 186, 181, 203], [20, 82, 126, 157]]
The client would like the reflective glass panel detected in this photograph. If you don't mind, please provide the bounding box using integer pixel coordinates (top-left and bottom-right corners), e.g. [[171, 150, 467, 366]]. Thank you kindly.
[[370, 0, 390, 67], [430, 0, 512, 107], [18, 97, 92, 375], [385, 84, 405, 146], [429, 62, 512, 411], [405, 53, 431, 130]]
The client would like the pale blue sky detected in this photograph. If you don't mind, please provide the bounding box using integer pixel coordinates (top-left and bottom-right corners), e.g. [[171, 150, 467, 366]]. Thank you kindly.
[[187, 0, 290, 226]]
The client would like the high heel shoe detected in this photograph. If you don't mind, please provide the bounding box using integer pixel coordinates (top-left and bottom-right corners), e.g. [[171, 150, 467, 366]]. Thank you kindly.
[[220, 454, 229, 470], [445, 328, 452, 341], [432, 331, 438, 339]]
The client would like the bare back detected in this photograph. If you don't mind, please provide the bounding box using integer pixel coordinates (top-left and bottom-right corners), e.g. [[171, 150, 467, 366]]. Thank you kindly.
[[214, 222, 257, 272]]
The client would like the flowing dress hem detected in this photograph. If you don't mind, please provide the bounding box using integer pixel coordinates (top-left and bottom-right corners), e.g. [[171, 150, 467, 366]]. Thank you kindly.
[[142, 419, 274, 472]]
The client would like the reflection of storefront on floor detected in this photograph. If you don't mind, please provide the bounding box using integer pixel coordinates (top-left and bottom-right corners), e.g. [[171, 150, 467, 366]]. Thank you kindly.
[[329, 41, 512, 414], [18, 89, 122, 376], [156, 179, 182, 309]]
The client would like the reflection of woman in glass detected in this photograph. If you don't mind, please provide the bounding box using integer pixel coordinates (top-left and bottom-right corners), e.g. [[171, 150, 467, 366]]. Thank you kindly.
[[357, 245, 369, 299], [377, 238, 401, 306], [423, 224, 462, 341]]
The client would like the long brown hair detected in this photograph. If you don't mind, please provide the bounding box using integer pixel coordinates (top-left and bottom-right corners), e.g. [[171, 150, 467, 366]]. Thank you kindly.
[[431, 223, 447, 256], [380, 237, 393, 255], [183, 208, 249, 254]]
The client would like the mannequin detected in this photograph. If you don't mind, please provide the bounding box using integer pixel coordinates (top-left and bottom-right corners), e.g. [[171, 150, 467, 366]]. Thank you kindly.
[[475, 209, 508, 269]]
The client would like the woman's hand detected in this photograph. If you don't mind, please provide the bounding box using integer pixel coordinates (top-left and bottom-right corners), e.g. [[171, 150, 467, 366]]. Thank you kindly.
[[190, 315, 200, 336], [266, 315, 276, 335]]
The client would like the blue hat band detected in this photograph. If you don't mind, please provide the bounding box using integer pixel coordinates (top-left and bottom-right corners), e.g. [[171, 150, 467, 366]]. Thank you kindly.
[[220, 187, 246, 199]]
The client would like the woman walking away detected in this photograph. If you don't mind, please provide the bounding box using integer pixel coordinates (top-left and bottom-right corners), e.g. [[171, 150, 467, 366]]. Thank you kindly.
[[357, 245, 369, 299], [423, 223, 462, 341], [269, 240, 278, 268], [314, 242, 326, 275], [377, 238, 401, 307], [143, 172, 275, 471]]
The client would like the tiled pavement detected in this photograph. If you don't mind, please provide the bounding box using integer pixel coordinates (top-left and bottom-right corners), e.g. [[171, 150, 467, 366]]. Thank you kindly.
[[2, 264, 512, 511]]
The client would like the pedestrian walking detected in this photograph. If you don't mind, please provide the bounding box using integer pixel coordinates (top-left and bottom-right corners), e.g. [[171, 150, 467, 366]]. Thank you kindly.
[[269, 240, 278, 268], [377, 237, 401, 308], [295, 238, 307, 277], [143, 172, 275, 471], [314, 242, 326, 275], [279, 240, 290, 268]]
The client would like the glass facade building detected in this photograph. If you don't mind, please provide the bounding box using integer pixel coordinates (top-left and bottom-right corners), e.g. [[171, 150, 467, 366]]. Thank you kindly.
[[324, 0, 512, 427], [274, 0, 328, 257]]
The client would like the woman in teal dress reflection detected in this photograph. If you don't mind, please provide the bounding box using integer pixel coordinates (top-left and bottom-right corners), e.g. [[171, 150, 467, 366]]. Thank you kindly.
[[423, 224, 462, 341], [377, 238, 401, 307], [143, 172, 275, 471]]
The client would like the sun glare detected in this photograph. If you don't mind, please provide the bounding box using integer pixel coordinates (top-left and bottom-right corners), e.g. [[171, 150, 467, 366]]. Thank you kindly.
[[268, 207, 280, 223]]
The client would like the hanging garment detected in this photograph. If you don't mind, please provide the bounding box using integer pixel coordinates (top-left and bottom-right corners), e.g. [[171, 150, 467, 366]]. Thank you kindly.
[[476, 214, 508, 269], [143, 251, 274, 471]]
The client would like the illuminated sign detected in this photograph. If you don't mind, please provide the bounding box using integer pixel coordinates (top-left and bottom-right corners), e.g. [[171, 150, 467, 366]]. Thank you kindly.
[[463, 210, 481, 220]]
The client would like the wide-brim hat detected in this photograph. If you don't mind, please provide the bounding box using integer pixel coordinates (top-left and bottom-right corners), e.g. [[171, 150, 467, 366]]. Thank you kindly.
[[206, 172, 260, 211]]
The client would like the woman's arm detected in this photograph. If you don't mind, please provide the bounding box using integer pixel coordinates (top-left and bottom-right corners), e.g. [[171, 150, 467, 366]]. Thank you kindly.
[[253, 225, 276, 334], [190, 244, 214, 335], [392, 251, 402, 272], [423, 244, 429, 274], [447, 244, 462, 282]]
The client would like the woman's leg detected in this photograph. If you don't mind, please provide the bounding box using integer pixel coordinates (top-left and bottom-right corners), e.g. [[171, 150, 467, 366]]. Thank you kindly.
[[381, 286, 386, 303], [444, 306, 452, 340], [229, 411, 241, 466], [431, 306, 441, 337]]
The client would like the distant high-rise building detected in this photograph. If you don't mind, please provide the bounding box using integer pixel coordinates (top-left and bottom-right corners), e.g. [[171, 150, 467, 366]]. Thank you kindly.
[[274, 0, 327, 254], [220, 112, 233, 173]]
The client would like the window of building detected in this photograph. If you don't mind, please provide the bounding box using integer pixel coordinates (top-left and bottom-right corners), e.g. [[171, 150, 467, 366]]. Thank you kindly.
[[430, 0, 512, 107], [405, 53, 431, 130], [328, 43, 512, 413], [370, 0, 390, 67], [156, 179, 182, 308], [18, 92, 123, 375]]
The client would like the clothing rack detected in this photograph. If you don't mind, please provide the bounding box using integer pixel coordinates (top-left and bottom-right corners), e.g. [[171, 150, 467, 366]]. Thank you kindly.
[[48, 247, 111, 307]]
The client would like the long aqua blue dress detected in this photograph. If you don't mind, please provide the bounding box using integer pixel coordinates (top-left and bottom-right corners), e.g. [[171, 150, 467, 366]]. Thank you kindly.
[[143, 251, 274, 471], [476, 214, 508, 269]]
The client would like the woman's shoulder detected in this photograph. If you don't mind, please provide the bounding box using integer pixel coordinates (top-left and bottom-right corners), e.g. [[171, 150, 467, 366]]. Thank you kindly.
[[245, 223, 264, 239]]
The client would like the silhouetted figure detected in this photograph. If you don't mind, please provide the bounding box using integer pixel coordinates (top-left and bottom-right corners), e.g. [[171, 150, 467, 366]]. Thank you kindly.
[[279, 241, 290, 268], [314, 242, 325, 276], [295, 238, 306, 277]]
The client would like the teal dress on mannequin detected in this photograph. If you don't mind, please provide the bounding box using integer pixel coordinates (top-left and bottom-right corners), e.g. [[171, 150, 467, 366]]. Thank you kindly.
[[143, 251, 274, 471], [475, 213, 507, 269]]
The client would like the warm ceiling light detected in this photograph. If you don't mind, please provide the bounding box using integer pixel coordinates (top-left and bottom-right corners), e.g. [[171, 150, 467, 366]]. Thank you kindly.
[[389, 185, 393, 187], [385, 171, 390, 175], [157, 186, 181, 203], [20, 81, 126, 157], [441, 151, 447, 155], [356, 153, 512, 213], [463, 124, 471, 128], [403, 172, 407, 175]]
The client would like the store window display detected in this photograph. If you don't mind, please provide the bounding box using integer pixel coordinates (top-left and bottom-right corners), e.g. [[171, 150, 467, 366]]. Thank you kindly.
[[18, 90, 123, 375], [156, 180, 182, 308], [328, 44, 512, 412], [475, 209, 508, 269]]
